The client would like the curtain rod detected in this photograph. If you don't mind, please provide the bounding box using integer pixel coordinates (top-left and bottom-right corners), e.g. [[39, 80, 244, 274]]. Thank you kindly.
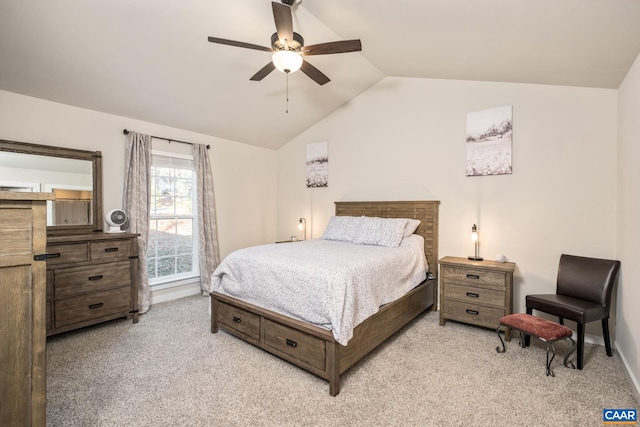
[[122, 129, 210, 149]]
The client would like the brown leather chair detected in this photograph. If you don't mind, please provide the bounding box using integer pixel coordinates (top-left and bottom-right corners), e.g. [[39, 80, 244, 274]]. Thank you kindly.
[[525, 254, 620, 370]]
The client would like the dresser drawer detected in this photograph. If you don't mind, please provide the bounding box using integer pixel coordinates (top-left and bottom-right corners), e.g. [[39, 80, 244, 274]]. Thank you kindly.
[[46, 243, 88, 265], [91, 239, 131, 261], [443, 266, 506, 289], [54, 287, 131, 328], [444, 283, 505, 309], [54, 261, 131, 297], [442, 299, 505, 329], [46, 270, 53, 300], [46, 301, 52, 331], [264, 319, 326, 371], [217, 301, 260, 340]]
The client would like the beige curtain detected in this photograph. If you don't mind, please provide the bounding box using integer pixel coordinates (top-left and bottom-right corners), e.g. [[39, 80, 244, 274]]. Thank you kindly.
[[193, 143, 220, 295], [123, 131, 152, 314]]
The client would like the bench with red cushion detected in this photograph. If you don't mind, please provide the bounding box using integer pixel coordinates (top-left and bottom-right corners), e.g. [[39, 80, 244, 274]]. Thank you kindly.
[[496, 313, 576, 376]]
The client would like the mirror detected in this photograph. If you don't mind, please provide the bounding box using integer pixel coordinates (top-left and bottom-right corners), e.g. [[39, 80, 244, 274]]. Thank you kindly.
[[0, 139, 103, 235]]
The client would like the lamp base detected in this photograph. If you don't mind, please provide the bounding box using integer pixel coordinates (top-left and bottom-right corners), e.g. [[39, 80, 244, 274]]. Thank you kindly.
[[468, 256, 484, 261]]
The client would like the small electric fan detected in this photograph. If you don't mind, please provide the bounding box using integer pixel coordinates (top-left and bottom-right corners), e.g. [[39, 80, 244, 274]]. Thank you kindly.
[[105, 209, 127, 233]]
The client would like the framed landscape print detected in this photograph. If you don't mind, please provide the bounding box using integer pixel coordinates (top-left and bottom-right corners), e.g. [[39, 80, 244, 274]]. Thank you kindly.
[[466, 105, 513, 176], [306, 141, 328, 188]]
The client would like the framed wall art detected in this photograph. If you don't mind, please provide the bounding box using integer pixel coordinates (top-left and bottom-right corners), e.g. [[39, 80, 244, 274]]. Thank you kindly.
[[306, 141, 328, 188], [466, 105, 513, 176]]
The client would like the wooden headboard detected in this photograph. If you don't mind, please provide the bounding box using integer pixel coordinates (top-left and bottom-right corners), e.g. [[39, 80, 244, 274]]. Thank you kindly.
[[334, 200, 440, 275]]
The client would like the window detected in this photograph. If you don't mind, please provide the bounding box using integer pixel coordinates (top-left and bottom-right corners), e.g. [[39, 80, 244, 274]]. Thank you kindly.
[[147, 151, 199, 286]]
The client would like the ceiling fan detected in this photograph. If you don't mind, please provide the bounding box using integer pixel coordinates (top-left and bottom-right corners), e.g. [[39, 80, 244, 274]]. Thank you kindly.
[[207, 0, 362, 85]]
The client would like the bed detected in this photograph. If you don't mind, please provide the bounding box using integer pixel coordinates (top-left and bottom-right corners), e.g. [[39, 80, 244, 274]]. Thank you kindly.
[[210, 200, 440, 396]]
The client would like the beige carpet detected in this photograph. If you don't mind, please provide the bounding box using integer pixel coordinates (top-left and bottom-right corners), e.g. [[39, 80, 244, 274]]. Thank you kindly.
[[46, 295, 638, 426]]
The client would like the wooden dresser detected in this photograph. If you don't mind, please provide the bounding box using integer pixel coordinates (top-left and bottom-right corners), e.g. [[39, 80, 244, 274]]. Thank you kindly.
[[438, 256, 515, 341], [0, 192, 53, 426], [46, 233, 139, 336]]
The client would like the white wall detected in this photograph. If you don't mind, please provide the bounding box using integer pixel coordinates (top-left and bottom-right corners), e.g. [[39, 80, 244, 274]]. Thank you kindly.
[[278, 77, 618, 337], [0, 89, 279, 290], [617, 52, 640, 401]]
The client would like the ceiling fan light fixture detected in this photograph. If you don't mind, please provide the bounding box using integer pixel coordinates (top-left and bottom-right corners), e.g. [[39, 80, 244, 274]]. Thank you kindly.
[[272, 50, 302, 73]]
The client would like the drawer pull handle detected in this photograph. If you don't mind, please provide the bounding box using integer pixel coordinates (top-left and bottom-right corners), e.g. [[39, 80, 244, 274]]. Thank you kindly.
[[466, 274, 480, 279], [88, 275, 103, 281], [34, 253, 60, 261], [105, 247, 119, 253], [466, 309, 479, 315], [89, 303, 104, 309], [286, 338, 298, 348], [466, 292, 479, 298], [232, 316, 241, 324]]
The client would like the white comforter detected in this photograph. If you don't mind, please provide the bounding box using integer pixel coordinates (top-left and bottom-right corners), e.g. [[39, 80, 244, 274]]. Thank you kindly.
[[209, 235, 427, 345]]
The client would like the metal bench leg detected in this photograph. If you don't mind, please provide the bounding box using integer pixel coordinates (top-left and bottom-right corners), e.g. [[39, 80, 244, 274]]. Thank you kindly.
[[546, 341, 557, 377], [564, 336, 576, 369], [496, 325, 506, 353]]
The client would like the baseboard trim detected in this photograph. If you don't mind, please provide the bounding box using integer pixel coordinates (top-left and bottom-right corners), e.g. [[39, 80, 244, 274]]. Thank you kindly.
[[616, 345, 640, 405], [151, 281, 202, 304]]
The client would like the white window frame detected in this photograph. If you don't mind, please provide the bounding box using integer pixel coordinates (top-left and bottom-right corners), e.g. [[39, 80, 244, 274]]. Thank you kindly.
[[148, 149, 200, 287]]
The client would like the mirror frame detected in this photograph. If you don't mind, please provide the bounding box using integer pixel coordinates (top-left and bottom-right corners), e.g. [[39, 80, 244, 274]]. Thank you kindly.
[[0, 139, 103, 235]]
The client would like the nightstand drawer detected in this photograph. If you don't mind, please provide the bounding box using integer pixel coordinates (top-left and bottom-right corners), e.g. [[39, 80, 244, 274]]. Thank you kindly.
[[442, 299, 504, 329], [444, 283, 505, 308], [443, 266, 506, 288], [54, 287, 131, 328], [264, 319, 326, 371], [217, 301, 260, 340]]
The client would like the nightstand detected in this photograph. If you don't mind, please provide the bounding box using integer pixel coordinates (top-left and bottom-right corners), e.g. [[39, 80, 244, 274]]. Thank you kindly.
[[438, 256, 515, 341]]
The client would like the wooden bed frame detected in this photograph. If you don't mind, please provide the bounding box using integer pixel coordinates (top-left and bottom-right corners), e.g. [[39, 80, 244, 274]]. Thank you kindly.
[[210, 200, 440, 396]]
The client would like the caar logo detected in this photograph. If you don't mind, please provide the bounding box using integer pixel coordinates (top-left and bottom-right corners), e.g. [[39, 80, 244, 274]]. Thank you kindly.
[[603, 409, 638, 424]]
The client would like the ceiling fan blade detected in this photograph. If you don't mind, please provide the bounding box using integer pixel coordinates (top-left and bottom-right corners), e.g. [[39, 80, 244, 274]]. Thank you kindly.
[[302, 39, 362, 56], [300, 60, 330, 86], [208, 36, 272, 52], [250, 62, 276, 81], [272, 2, 294, 45]]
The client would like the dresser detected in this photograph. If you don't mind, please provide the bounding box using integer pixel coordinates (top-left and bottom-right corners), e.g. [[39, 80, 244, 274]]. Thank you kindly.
[[46, 233, 139, 336], [0, 192, 53, 427], [438, 256, 515, 341]]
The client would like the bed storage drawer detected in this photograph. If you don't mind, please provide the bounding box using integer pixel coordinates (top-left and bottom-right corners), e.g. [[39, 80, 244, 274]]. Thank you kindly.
[[263, 319, 326, 370], [54, 286, 131, 328], [217, 301, 260, 340]]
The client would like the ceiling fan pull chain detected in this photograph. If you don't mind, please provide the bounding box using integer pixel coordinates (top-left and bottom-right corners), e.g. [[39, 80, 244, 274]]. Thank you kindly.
[[285, 71, 289, 114]]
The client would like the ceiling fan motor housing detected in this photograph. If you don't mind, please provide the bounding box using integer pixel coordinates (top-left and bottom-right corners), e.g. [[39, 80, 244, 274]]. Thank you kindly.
[[271, 32, 303, 51]]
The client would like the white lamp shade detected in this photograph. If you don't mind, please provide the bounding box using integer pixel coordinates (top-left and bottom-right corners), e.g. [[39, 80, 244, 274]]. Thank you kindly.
[[272, 50, 303, 73]]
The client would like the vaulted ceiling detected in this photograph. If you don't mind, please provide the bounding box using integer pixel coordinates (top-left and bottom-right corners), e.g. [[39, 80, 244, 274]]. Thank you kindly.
[[2, 0, 640, 149]]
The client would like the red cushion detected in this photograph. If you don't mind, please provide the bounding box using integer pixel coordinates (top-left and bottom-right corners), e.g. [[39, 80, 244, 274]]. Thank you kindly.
[[500, 313, 572, 342]]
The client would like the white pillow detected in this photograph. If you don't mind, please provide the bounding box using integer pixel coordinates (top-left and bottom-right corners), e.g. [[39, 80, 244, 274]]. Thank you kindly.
[[322, 216, 362, 243], [353, 217, 407, 248], [403, 218, 421, 237]]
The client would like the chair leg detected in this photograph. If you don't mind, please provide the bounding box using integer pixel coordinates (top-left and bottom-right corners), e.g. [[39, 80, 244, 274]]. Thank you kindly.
[[602, 318, 613, 357], [524, 307, 532, 347], [577, 323, 585, 370], [558, 317, 564, 325]]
